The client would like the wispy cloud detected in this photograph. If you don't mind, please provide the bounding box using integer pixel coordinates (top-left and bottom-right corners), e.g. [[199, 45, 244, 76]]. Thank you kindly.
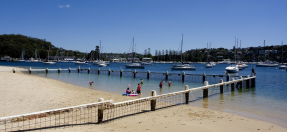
[[59, 5, 70, 8]]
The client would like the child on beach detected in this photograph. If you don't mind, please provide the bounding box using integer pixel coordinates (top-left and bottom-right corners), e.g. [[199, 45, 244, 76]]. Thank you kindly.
[[168, 81, 171, 86], [137, 84, 141, 94], [126, 88, 131, 94], [131, 90, 136, 94], [140, 79, 143, 84]]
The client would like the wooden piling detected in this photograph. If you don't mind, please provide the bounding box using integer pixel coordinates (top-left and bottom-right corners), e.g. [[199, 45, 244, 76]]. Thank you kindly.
[[134, 70, 136, 78], [182, 72, 185, 82], [78, 66, 80, 73], [120, 69, 123, 77], [246, 75, 250, 88], [147, 70, 150, 79], [185, 85, 189, 104], [108, 68, 110, 75], [58, 68, 61, 73], [203, 73, 206, 83], [203, 81, 208, 98], [239, 76, 243, 88], [220, 79, 223, 93], [151, 91, 157, 111], [166, 71, 168, 80], [68, 68, 71, 73], [88, 68, 90, 74], [46, 68, 48, 73], [251, 75, 255, 87], [226, 73, 229, 83], [29, 67, 31, 74], [231, 78, 235, 91], [13, 68, 16, 73], [98, 68, 100, 74], [98, 98, 105, 123]]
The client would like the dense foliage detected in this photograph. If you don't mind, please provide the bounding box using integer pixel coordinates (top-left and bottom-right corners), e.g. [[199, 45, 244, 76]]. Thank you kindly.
[[0, 34, 85, 59]]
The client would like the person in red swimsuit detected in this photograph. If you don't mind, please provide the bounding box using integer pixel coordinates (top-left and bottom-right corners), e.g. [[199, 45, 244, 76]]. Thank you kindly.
[[137, 83, 141, 94]]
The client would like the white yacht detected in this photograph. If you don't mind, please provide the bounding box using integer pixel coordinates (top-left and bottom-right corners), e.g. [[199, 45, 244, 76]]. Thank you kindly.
[[125, 37, 145, 69], [43, 46, 56, 64], [226, 64, 239, 73]]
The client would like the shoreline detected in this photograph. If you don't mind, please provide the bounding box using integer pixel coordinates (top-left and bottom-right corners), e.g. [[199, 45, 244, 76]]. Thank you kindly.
[[0, 66, 286, 131]]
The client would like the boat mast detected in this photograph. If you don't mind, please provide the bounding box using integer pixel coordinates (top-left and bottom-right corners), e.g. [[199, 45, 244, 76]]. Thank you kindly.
[[48, 46, 50, 62], [235, 37, 236, 63], [181, 34, 183, 65], [282, 41, 283, 64], [133, 37, 134, 62]]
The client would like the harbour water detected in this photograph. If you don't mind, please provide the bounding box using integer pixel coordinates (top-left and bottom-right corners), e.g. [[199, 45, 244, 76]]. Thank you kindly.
[[1, 61, 287, 128]]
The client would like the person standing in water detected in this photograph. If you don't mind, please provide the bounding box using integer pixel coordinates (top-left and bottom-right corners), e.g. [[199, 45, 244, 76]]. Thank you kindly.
[[252, 67, 256, 76], [168, 81, 171, 86], [140, 79, 143, 84], [159, 80, 163, 88], [137, 84, 141, 94]]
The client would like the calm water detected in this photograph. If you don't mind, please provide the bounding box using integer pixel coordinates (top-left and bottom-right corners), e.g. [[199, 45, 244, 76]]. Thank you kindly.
[[1, 61, 287, 128]]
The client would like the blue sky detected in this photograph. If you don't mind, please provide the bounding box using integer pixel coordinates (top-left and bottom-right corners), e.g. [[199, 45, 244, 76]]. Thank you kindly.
[[1, 0, 286, 55]]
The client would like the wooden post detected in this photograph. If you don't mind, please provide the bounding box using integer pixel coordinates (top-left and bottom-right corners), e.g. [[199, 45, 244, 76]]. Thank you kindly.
[[239, 76, 243, 88], [88, 68, 90, 74], [151, 90, 157, 111], [134, 70, 136, 78], [246, 75, 250, 88], [13, 68, 16, 73], [251, 74, 255, 87], [182, 71, 185, 82], [29, 67, 32, 74], [108, 68, 110, 75], [147, 70, 150, 79], [78, 66, 80, 73], [68, 68, 71, 73], [226, 73, 229, 82], [220, 79, 223, 93], [58, 68, 61, 73], [231, 78, 235, 91], [98, 68, 100, 74], [98, 98, 105, 123], [166, 71, 168, 80], [203, 73, 206, 83], [203, 81, 209, 98], [120, 69, 123, 77], [185, 85, 189, 104], [46, 68, 48, 73]]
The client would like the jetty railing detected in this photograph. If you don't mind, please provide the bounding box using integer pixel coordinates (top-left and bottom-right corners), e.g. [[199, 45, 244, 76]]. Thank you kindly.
[[0, 75, 256, 132], [7, 67, 247, 84]]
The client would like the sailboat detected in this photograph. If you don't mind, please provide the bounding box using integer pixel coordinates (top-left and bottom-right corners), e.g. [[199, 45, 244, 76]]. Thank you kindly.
[[125, 37, 145, 68], [226, 37, 239, 73], [43, 46, 56, 64], [279, 41, 286, 69], [205, 42, 215, 68], [18, 48, 25, 61], [256, 40, 278, 67], [93, 40, 110, 66], [171, 34, 196, 70]]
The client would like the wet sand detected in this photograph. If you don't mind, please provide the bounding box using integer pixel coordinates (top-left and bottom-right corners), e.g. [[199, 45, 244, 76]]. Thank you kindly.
[[0, 66, 286, 132]]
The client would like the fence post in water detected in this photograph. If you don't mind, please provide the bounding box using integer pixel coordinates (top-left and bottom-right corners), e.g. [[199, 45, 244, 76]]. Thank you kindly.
[[239, 76, 243, 88], [182, 71, 185, 82], [98, 98, 105, 123], [251, 74, 256, 87], [46, 68, 48, 73], [78, 66, 80, 73], [68, 67, 71, 73], [134, 70, 136, 78], [98, 68, 100, 74], [203, 73, 206, 83], [185, 85, 189, 104], [13, 68, 16, 73], [29, 67, 32, 74], [220, 79, 223, 93], [231, 78, 235, 91], [151, 90, 157, 111], [246, 75, 250, 88], [226, 73, 230, 82], [120, 69, 123, 77], [58, 68, 61, 73], [166, 71, 168, 80], [203, 81, 209, 98], [108, 68, 110, 75], [147, 70, 150, 79], [88, 68, 90, 74]]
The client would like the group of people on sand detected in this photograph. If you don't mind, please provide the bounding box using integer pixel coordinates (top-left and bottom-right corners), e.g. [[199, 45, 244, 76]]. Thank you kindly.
[[126, 79, 143, 94]]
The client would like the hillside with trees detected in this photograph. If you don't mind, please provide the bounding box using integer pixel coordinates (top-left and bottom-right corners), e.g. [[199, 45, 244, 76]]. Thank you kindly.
[[0, 34, 84, 60]]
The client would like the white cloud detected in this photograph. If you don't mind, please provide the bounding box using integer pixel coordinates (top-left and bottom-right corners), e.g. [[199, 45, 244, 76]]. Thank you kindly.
[[58, 5, 70, 8]]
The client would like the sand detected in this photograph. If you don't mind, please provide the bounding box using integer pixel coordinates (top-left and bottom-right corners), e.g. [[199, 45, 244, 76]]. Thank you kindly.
[[0, 66, 286, 132]]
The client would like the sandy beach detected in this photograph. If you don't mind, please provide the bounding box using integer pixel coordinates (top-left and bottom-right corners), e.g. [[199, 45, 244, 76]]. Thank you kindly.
[[0, 66, 286, 132]]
